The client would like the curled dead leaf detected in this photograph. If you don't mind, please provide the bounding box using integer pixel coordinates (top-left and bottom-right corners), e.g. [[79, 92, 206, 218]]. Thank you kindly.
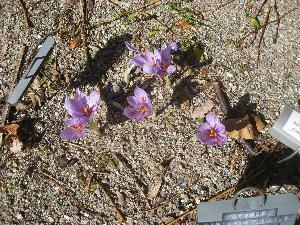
[[70, 38, 82, 49], [222, 114, 258, 140], [0, 124, 19, 136], [249, 113, 266, 132], [192, 100, 216, 120], [175, 20, 192, 29]]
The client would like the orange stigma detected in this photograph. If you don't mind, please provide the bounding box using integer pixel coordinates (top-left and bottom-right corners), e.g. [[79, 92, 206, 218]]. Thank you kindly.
[[209, 129, 216, 137], [138, 105, 147, 113]]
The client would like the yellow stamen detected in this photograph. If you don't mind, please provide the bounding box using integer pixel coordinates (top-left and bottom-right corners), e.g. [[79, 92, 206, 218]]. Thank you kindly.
[[209, 129, 216, 137]]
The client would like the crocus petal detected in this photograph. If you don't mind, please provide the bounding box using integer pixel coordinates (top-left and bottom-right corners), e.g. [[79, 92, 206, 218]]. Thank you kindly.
[[160, 46, 172, 64], [130, 55, 148, 68], [87, 91, 100, 110], [144, 105, 153, 117], [217, 133, 227, 146], [205, 112, 219, 127], [125, 42, 139, 52], [215, 123, 226, 134], [60, 126, 86, 140], [154, 49, 161, 61], [134, 86, 152, 106], [143, 64, 158, 74], [168, 42, 179, 52], [145, 50, 157, 65], [127, 96, 140, 108], [75, 88, 87, 99], [167, 65, 176, 74], [197, 132, 211, 144], [65, 99, 86, 118], [123, 107, 144, 121], [198, 123, 211, 133], [206, 137, 218, 146]]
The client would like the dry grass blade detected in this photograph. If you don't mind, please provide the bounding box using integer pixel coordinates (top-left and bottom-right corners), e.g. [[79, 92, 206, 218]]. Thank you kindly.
[[94, 177, 126, 224], [256, 6, 272, 69], [17, 0, 33, 28]]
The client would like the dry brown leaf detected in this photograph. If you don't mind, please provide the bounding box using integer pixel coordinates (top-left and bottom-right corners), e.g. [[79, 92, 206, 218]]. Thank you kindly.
[[9, 137, 23, 153], [250, 113, 266, 132], [191, 100, 216, 119], [175, 20, 192, 29], [147, 180, 162, 199], [70, 38, 82, 49], [0, 124, 19, 136], [222, 114, 258, 140]]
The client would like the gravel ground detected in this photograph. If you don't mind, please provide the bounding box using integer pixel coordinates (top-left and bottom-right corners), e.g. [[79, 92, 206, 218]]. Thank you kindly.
[[0, 0, 300, 224]]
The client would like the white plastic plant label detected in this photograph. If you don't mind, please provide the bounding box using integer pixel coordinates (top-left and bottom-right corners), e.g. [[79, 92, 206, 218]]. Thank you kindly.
[[269, 105, 300, 151], [283, 111, 300, 141]]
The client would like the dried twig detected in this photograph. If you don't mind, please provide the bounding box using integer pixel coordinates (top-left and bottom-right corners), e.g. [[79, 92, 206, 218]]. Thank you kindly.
[[17, 0, 33, 28], [254, 0, 268, 18], [141, 194, 178, 212], [256, 6, 272, 69], [92, 0, 161, 27], [273, 0, 280, 44], [1, 45, 27, 125], [93, 176, 126, 224], [40, 169, 104, 218]]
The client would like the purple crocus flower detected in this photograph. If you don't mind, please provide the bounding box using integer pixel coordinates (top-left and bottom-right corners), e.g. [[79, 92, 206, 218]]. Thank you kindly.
[[123, 86, 152, 122], [60, 118, 88, 140], [65, 88, 100, 122], [126, 42, 178, 78], [197, 112, 227, 146]]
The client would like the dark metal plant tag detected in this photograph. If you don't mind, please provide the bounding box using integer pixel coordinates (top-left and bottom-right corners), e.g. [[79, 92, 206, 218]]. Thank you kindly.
[[197, 187, 299, 225], [7, 36, 55, 105]]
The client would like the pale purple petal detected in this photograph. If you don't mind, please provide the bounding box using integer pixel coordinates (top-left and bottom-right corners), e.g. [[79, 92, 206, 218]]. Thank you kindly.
[[168, 42, 179, 52], [198, 123, 211, 133], [133, 87, 148, 101], [75, 88, 87, 99], [87, 91, 100, 110], [144, 105, 153, 117], [154, 49, 161, 61], [167, 65, 176, 74], [65, 99, 86, 118], [145, 50, 157, 65], [129, 55, 148, 68], [161, 48, 172, 64], [205, 112, 219, 127], [127, 96, 140, 108], [143, 64, 157, 74], [123, 107, 144, 121], [125, 41, 139, 52], [197, 132, 211, 143], [60, 126, 86, 140], [215, 123, 226, 133], [206, 137, 218, 146], [217, 133, 227, 146]]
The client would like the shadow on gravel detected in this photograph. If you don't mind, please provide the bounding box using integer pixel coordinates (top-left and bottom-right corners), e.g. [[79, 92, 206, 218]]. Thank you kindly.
[[238, 144, 300, 190], [174, 42, 213, 69], [69, 34, 132, 128]]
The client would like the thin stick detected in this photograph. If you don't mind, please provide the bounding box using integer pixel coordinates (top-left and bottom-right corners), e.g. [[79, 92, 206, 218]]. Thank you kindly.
[[273, 0, 280, 44], [92, 0, 161, 27], [1, 45, 27, 125], [256, 6, 272, 69], [17, 0, 33, 28], [40, 169, 104, 218], [94, 177, 126, 224], [254, 0, 268, 18]]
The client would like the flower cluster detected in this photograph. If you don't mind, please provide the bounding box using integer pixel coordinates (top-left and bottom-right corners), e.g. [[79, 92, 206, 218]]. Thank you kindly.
[[197, 112, 227, 146], [123, 86, 152, 122], [126, 42, 178, 78], [60, 89, 100, 140]]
